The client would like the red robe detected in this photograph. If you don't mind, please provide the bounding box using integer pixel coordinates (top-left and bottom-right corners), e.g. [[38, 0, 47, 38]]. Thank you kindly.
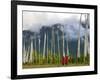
[[61, 56, 68, 65]]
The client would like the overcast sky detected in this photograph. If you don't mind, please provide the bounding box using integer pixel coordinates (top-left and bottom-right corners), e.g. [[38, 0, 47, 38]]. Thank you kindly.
[[23, 11, 88, 39], [23, 11, 86, 30]]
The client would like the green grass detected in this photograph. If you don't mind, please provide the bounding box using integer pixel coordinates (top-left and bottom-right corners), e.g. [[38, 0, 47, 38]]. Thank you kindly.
[[23, 63, 89, 69], [22, 51, 90, 69]]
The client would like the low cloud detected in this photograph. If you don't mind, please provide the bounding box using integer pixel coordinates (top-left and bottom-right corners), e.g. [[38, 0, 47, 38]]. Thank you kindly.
[[23, 11, 89, 40]]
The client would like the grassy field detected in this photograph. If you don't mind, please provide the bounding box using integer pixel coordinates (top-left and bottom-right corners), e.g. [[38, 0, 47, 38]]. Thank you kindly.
[[23, 63, 89, 69], [22, 52, 90, 69]]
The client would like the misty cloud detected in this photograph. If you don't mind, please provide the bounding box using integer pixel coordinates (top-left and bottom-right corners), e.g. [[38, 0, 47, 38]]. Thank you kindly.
[[23, 11, 89, 40]]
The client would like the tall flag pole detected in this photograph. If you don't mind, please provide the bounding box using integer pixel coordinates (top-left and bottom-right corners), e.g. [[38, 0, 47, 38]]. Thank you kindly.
[[51, 27, 53, 63], [43, 33, 46, 59], [25, 40, 29, 63], [26, 45, 30, 63], [30, 36, 33, 63], [34, 34, 37, 64], [77, 14, 82, 60], [50, 38, 53, 64], [58, 31, 60, 64], [38, 34, 40, 64], [66, 25, 69, 57], [67, 33, 69, 56], [84, 14, 89, 62], [87, 14, 90, 55], [47, 31, 49, 63], [23, 38, 26, 64], [53, 27, 56, 60], [61, 25, 65, 57], [60, 25, 65, 65], [56, 25, 60, 64], [51, 27, 55, 63]]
